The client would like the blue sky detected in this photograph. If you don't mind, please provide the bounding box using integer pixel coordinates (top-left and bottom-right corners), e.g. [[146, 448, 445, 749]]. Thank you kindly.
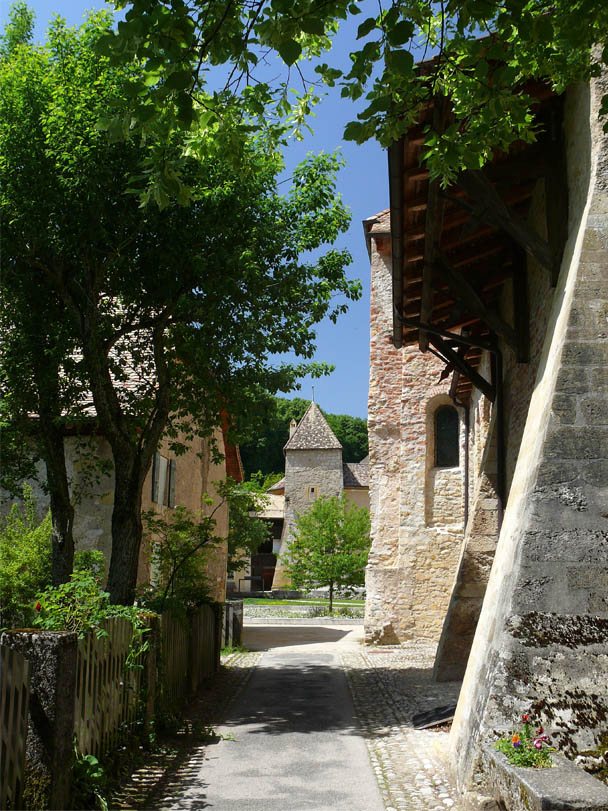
[[2, 0, 391, 419]]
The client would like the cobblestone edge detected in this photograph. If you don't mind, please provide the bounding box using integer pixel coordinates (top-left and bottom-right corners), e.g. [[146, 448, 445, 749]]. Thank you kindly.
[[341, 650, 461, 811]]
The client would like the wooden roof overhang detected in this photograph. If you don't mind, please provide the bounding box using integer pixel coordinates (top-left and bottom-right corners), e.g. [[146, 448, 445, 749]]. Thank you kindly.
[[388, 82, 568, 402]]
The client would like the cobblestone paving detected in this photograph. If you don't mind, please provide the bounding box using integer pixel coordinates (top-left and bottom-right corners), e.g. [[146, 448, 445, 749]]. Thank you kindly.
[[342, 643, 464, 811], [110, 651, 262, 810]]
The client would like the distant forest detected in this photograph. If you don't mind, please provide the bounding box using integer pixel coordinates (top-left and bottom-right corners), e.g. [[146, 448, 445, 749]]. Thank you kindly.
[[240, 397, 368, 480]]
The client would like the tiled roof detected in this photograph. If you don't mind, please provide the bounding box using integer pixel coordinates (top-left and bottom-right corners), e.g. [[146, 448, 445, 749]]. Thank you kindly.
[[283, 402, 342, 451], [343, 460, 369, 488], [364, 208, 390, 233], [267, 477, 285, 492]]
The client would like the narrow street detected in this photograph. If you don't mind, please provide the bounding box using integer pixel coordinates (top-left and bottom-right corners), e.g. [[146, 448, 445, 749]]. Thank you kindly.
[[150, 623, 462, 811]]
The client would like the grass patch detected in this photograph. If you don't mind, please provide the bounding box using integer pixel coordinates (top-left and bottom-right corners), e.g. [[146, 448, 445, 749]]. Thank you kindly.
[[241, 597, 364, 606], [221, 645, 249, 655]]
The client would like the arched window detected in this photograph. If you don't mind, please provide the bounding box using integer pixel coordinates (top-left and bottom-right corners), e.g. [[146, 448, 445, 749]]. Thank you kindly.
[[435, 406, 459, 468]]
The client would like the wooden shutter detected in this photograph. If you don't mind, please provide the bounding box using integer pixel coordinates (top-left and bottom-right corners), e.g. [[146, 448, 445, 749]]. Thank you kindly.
[[151, 452, 160, 502], [168, 459, 176, 508]]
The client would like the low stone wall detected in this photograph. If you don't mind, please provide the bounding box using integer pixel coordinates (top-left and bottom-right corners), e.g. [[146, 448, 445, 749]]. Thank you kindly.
[[481, 745, 608, 810]]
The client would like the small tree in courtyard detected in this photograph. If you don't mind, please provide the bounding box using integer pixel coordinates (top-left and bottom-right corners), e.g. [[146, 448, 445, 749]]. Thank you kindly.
[[284, 495, 370, 614]]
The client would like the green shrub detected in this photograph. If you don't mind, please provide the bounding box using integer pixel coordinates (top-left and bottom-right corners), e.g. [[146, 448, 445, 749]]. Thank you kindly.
[[0, 484, 52, 628], [34, 560, 151, 668], [138, 506, 215, 615]]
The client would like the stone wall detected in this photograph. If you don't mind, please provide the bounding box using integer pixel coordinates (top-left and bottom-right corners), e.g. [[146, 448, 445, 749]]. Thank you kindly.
[[433, 414, 499, 681], [344, 487, 369, 510], [365, 228, 466, 644], [450, 78, 608, 793]]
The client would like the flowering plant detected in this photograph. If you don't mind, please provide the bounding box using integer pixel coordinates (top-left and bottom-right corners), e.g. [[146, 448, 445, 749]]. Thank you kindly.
[[494, 713, 554, 768]]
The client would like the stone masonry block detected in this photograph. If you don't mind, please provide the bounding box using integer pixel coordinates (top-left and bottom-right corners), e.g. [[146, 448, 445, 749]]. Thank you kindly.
[[544, 426, 608, 459], [561, 342, 608, 366], [556, 366, 591, 394], [582, 397, 608, 424]]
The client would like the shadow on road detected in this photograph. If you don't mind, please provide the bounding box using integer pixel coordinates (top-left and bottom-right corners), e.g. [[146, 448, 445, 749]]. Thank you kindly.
[[245, 625, 351, 650]]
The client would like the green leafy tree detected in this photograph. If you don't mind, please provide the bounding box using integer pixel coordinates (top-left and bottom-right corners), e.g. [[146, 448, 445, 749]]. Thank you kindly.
[[98, 0, 608, 198], [240, 397, 368, 477], [1, 8, 357, 604], [221, 477, 272, 573], [283, 494, 370, 613], [141, 506, 217, 613], [0, 485, 52, 628]]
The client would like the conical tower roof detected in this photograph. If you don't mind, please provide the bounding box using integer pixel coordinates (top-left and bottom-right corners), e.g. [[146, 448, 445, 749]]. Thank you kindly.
[[284, 402, 342, 451]]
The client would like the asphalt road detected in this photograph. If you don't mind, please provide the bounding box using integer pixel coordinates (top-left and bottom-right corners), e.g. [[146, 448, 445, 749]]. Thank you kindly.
[[164, 624, 384, 811]]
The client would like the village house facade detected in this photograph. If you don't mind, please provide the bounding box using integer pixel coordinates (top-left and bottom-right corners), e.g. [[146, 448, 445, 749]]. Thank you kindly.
[[365, 71, 608, 797], [1, 425, 237, 603]]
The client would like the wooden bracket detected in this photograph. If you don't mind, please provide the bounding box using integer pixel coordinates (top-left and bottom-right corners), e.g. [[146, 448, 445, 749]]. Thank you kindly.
[[434, 252, 518, 351], [457, 170, 555, 275], [428, 333, 495, 401]]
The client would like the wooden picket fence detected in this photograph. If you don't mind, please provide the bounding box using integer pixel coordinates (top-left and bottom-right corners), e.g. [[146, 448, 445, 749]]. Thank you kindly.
[[0, 645, 30, 811], [160, 604, 218, 711], [1, 605, 218, 808], [73, 617, 144, 759]]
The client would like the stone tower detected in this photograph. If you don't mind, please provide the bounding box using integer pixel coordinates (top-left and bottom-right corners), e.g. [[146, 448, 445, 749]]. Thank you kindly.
[[271, 402, 343, 589]]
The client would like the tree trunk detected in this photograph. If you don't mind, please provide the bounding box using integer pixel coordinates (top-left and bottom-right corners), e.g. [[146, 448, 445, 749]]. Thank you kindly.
[[106, 463, 145, 605], [38, 401, 74, 586], [329, 580, 334, 615], [48, 481, 75, 586]]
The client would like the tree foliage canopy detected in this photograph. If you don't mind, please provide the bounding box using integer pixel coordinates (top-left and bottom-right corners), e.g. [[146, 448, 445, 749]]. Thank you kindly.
[[283, 494, 370, 612], [239, 397, 368, 478], [96, 0, 608, 199], [0, 7, 358, 602]]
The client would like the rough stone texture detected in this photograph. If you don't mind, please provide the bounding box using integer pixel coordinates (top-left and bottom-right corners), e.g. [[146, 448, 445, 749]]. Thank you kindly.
[[450, 79, 608, 794], [364, 223, 465, 645], [481, 745, 608, 810], [1, 630, 78, 810], [434, 416, 499, 682]]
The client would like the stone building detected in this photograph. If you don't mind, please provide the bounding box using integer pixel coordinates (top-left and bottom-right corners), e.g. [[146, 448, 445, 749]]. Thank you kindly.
[[268, 401, 370, 590], [366, 70, 608, 797]]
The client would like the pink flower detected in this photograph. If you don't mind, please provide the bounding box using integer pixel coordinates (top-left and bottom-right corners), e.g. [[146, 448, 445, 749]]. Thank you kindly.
[[534, 739, 543, 749]]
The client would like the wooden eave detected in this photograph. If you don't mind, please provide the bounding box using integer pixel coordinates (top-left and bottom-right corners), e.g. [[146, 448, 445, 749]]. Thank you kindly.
[[389, 81, 568, 401]]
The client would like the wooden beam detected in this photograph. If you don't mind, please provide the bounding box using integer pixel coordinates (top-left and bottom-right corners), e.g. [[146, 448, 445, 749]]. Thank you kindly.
[[457, 170, 555, 274], [419, 95, 448, 352], [512, 246, 530, 363], [394, 310, 494, 351], [434, 252, 518, 350], [428, 333, 495, 401]]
